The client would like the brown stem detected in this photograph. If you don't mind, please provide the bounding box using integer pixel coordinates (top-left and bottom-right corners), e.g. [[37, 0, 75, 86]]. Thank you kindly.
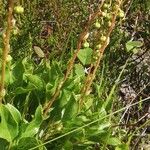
[[0, 0, 14, 103], [79, 0, 123, 108], [43, 1, 105, 116]]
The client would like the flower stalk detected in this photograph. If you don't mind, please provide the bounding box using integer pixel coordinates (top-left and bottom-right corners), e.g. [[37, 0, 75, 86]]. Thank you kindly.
[[0, 0, 14, 103]]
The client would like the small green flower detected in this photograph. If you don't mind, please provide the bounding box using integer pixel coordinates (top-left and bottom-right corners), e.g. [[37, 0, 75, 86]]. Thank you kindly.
[[14, 6, 24, 14], [94, 21, 101, 29], [0, 89, 6, 98], [118, 9, 124, 18], [83, 41, 90, 48], [96, 44, 102, 49], [6, 55, 12, 62], [100, 35, 107, 42]]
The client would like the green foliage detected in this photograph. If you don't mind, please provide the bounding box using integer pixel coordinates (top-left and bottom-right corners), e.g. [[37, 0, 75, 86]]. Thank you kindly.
[[62, 93, 79, 121], [0, 103, 44, 149], [125, 40, 143, 53], [14, 137, 42, 150], [77, 48, 93, 65], [0, 104, 21, 142], [21, 105, 43, 138]]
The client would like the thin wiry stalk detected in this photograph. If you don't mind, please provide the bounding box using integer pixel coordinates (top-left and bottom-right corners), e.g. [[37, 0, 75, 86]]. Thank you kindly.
[[43, 0, 105, 116], [0, 0, 14, 103], [79, 0, 123, 108]]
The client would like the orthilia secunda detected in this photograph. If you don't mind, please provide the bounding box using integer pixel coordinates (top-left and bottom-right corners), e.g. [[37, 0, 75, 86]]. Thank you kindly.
[[14, 6, 24, 14]]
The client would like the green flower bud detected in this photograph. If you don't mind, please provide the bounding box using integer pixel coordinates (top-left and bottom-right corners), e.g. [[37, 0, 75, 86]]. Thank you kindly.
[[103, 4, 109, 9], [101, 11, 107, 17], [106, 14, 112, 20], [83, 41, 90, 48], [96, 44, 102, 49], [100, 35, 107, 42], [14, 6, 24, 14], [107, 21, 112, 27], [94, 21, 101, 29], [6, 55, 12, 62], [96, 50, 100, 56], [118, 9, 125, 18], [0, 89, 6, 98], [13, 28, 19, 35]]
